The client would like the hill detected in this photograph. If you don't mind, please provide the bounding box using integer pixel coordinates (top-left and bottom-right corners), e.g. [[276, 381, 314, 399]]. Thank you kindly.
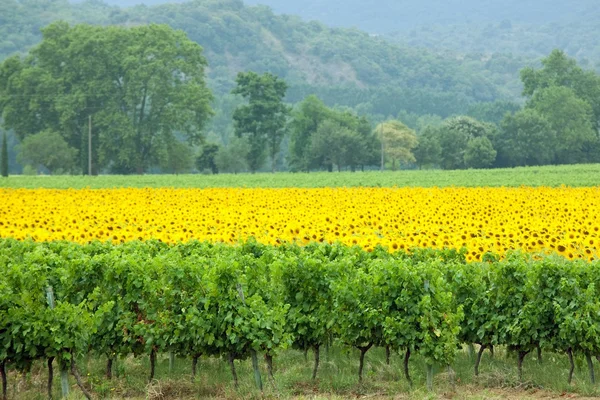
[[1, 0, 521, 121]]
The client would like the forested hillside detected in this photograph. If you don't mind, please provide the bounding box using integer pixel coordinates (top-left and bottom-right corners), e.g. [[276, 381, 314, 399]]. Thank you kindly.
[[2, 0, 599, 175], [1, 0, 517, 117]]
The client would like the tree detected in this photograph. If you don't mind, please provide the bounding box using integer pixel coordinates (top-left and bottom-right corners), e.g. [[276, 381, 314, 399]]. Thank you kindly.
[[413, 126, 442, 169], [309, 119, 350, 172], [437, 116, 497, 170], [527, 86, 597, 164], [232, 72, 289, 173], [498, 109, 555, 167], [521, 50, 600, 130], [160, 140, 195, 175], [215, 137, 249, 174], [1, 131, 7, 177], [288, 95, 331, 172], [376, 120, 418, 171], [196, 143, 220, 174], [0, 22, 213, 174], [464, 136, 497, 169], [17, 130, 77, 174]]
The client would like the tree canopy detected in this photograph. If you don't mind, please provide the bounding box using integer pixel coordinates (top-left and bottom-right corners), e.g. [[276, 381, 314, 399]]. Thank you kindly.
[[0, 22, 213, 174]]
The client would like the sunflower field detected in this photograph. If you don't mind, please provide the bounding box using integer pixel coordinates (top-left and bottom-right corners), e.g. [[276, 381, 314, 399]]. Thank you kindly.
[[0, 187, 598, 261]]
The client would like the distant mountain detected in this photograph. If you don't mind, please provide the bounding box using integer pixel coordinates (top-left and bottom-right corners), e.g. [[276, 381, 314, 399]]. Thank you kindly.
[[241, 0, 598, 32], [2, 0, 521, 121], [81, 0, 598, 32]]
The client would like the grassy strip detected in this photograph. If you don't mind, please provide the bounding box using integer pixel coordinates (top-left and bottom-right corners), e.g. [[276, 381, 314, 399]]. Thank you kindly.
[[2, 164, 600, 189], [7, 346, 600, 399]]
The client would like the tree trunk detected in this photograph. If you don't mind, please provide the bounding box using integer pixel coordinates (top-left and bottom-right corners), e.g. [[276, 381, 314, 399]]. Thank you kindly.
[[1, 360, 7, 400], [312, 345, 320, 380], [47, 357, 54, 400], [385, 346, 391, 365], [149, 348, 157, 382], [489, 345, 494, 359], [358, 344, 373, 383], [106, 357, 113, 380], [303, 348, 308, 362], [403, 348, 412, 387], [567, 348, 575, 384], [71, 356, 92, 400], [517, 350, 529, 382], [475, 344, 487, 376], [228, 353, 238, 389], [192, 354, 200, 381], [587, 353, 595, 384], [537, 344, 543, 365]]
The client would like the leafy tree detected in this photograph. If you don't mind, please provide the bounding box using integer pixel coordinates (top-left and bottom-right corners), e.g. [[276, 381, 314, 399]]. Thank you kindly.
[[376, 120, 418, 171], [17, 130, 77, 174], [413, 126, 442, 169], [498, 109, 555, 167], [215, 137, 249, 174], [196, 143, 220, 174], [232, 72, 289, 173], [1, 132, 7, 177], [289, 95, 331, 172], [521, 50, 600, 130], [437, 116, 497, 170], [0, 22, 213, 174], [464, 136, 497, 169], [309, 119, 347, 172], [160, 140, 195, 175], [527, 86, 597, 164]]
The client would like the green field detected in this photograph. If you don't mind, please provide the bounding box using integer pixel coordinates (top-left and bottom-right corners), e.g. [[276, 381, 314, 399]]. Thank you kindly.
[[1, 164, 600, 189]]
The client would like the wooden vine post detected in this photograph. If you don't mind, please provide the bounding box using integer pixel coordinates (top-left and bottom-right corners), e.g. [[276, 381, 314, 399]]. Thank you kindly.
[[236, 283, 263, 391], [46, 286, 70, 399]]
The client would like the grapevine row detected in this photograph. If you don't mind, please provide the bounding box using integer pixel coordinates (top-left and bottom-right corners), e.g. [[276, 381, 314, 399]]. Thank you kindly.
[[1, 238, 600, 398]]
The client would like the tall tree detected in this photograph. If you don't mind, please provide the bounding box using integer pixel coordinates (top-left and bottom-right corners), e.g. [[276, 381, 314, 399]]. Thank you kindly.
[[0, 22, 213, 174], [1, 131, 7, 177], [463, 136, 497, 169], [527, 86, 597, 164], [289, 95, 331, 172], [437, 116, 497, 170], [521, 49, 600, 130], [498, 109, 555, 167], [232, 72, 289, 173], [376, 120, 418, 171], [196, 143, 220, 174], [413, 126, 442, 169]]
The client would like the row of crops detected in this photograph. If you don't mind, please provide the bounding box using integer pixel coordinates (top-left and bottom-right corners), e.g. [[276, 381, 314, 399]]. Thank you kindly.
[[2, 238, 600, 398]]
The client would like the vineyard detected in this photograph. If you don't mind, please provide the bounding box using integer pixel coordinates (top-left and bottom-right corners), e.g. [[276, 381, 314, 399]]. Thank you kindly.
[[2, 238, 600, 399]]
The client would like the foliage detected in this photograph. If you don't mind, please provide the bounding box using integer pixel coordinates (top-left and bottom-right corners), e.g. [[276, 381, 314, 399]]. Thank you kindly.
[[160, 140, 195, 175], [2, 239, 600, 391], [1, 131, 7, 177], [464, 136, 496, 169], [16, 130, 77, 175], [0, 22, 213, 174], [376, 120, 418, 170], [196, 143, 220, 174], [214, 137, 249, 174], [232, 72, 289, 173]]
